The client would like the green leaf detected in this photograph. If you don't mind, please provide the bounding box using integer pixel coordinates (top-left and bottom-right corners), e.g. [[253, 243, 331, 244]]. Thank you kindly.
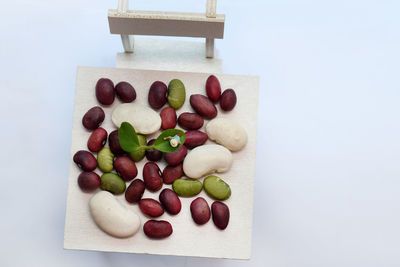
[[118, 122, 140, 152], [154, 129, 186, 153]]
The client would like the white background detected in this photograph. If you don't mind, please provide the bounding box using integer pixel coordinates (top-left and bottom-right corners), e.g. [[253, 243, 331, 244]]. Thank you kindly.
[[0, 0, 399, 266]]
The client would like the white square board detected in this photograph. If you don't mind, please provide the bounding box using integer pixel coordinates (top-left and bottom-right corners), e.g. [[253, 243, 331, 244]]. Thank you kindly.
[[64, 66, 259, 259]]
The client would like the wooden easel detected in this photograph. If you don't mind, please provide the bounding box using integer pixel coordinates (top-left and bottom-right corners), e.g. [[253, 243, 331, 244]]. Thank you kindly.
[[108, 0, 225, 58]]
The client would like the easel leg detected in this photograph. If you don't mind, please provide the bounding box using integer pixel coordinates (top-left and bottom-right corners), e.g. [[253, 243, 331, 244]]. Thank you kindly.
[[121, 35, 134, 53], [206, 38, 214, 58]]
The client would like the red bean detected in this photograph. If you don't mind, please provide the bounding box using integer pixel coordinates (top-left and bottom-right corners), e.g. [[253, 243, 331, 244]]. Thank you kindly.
[[77, 172, 101, 191], [115, 81, 136, 103], [220, 89, 237, 111], [139, 199, 164, 217], [206, 75, 221, 102], [87, 127, 107, 152], [164, 145, 187, 166], [82, 106, 105, 130], [125, 179, 145, 203], [189, 94, 217, 119], [184, 130, 208, 149], [143, 162, 163, 191], [190, 197, 211, 225], [108, 130, 125, 155], [73, 150, 97, 171], [148, 81, 167, 109], [114, 156, 138, 181], [145, 139, 163, 162], [162, 164, 183, 184], [211, 201, 230, 230], [160, 107, 177, 130], [177, 112, 204, 130], [159, 188, 181, 215], [95, 78, 115, 105], [143, 220, 173, 239]]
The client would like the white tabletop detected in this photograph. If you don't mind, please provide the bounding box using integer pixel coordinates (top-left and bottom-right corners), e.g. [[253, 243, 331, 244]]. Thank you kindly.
[[0, 0, 399, 266]]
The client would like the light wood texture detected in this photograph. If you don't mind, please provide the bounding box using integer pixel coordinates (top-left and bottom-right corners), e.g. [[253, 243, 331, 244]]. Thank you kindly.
[[117, 0, 133, 52], [205, 0, 217, 57], [206, 0, 217, 18], [115, 38, 222, 73], [64, 66, 259, 259], [108, 9, 225, 38]]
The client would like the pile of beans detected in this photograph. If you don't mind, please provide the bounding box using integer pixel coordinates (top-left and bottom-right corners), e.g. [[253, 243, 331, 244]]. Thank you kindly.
[[73, 75, 239, 238]]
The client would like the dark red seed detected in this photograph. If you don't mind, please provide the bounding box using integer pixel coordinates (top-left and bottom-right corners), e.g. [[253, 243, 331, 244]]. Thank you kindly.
[[184, 130, 208, 149], [77, 172, 101, 191], [189, 94, 217, 119], [114, 156, 138, 181], [145, 139, 163, 162], [87, 127, 108, 152], [82, 106, 105, 130], [143, 220, 173, 239], [148, 81, 167, 109], [125, 179, 145, 203], [143, 162, 163, 192], [190, 197, 211, 225], [220, 89, 237, 111], [160, 107, 177, 130], [73, 150, 97, 171], [164, 145, 187, 166], [177, 112, 204, 130], [206, 75, 221, 102], [108, 130, 125, 155], [159, 188, 181, 215], [139, 199, 165, 217], [162, 164, 183, 184], [211, 201, 230, 230], [115, 81, 136, 103], [95, 78, 115, 105]]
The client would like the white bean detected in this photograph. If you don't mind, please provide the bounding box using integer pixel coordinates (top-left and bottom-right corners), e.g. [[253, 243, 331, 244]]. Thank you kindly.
[[89, 191, 140, 238], [112, 103, 161, 134], [206, 118, 247, 151], [183, 144, 233, 179]]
